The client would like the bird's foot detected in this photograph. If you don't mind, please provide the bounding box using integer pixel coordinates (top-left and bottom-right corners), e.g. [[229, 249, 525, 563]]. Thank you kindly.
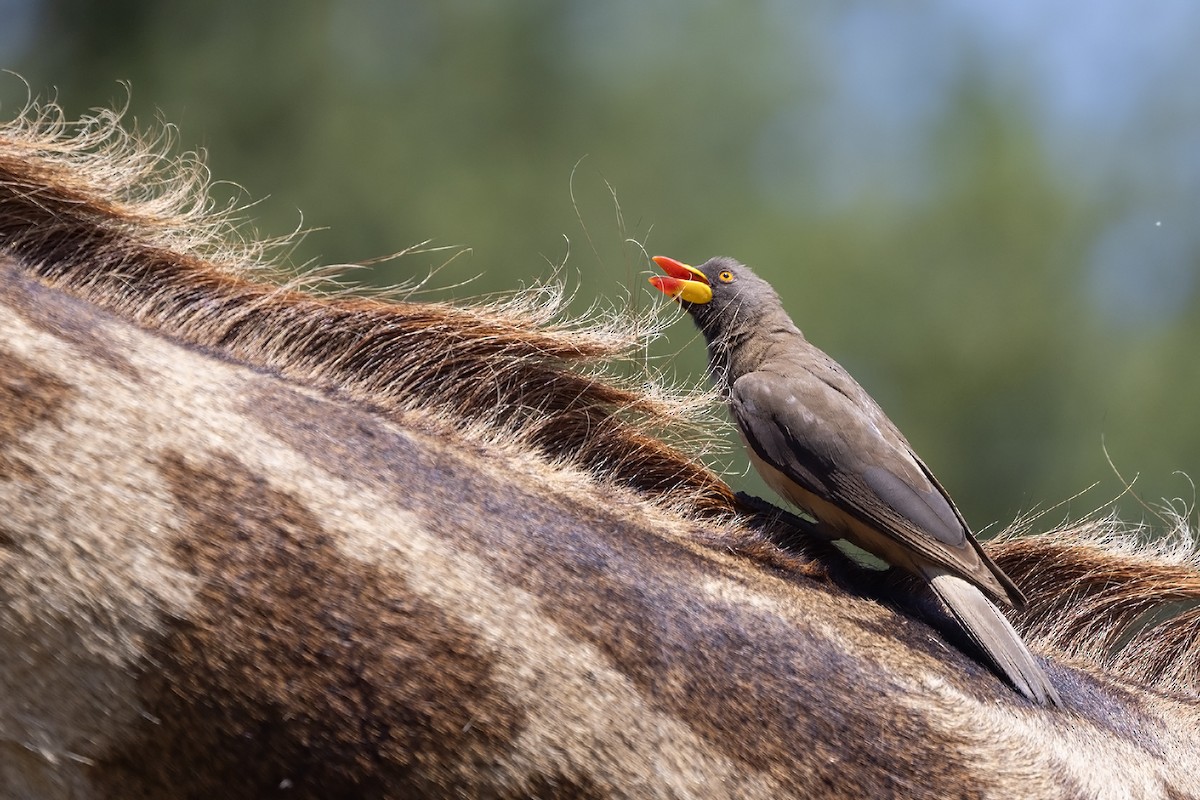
[[734, 492, 837, 541]]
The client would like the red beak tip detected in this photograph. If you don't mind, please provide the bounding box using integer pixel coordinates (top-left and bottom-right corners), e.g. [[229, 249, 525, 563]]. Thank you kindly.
[[648, 275, 680, 294], [651, 255, 694, 281]]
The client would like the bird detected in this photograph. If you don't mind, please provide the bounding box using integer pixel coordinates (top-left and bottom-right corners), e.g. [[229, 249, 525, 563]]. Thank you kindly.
[[649, 254, 1060, 706]]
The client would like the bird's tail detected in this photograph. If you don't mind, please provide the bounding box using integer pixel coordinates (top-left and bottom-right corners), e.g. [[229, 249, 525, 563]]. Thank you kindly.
[[925, 569, 1061, 706]]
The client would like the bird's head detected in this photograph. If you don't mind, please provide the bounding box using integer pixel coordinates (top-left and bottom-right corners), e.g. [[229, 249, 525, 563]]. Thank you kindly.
[[649, 255, 782, 340]]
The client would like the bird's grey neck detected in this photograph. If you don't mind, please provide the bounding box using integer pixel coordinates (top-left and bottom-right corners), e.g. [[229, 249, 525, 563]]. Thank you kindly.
[[702, 316, 804, 394]]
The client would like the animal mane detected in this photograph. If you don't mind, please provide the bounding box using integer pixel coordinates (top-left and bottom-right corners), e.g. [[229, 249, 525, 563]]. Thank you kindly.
[[2, 99, 1198, 697], [996, 513, 1200, 693], [0, 100, 734, 517]]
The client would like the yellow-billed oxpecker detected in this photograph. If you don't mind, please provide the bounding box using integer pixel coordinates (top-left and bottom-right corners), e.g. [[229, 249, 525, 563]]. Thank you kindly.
[[650, 254, 1060, 706]]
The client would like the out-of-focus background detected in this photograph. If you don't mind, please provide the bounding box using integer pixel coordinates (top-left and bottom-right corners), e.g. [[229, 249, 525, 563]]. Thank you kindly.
[[3, 1, 1198, 533]]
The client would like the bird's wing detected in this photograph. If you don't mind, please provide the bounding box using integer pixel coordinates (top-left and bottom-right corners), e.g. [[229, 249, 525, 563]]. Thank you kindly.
[[730, 368, 990, 579]]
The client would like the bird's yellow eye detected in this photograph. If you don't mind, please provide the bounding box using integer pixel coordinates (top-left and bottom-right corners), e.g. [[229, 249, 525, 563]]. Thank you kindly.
[[718, 270, 734, 283]]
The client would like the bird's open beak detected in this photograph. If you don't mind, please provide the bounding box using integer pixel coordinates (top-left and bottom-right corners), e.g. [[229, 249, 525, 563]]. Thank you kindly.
[[649, 256, 713, 304]]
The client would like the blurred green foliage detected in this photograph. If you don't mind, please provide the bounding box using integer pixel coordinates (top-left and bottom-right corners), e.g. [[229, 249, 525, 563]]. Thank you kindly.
[[4, 0, 1199, 533]]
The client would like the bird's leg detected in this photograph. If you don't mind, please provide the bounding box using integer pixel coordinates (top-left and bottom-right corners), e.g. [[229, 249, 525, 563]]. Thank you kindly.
[[734, 491, 838, 542]]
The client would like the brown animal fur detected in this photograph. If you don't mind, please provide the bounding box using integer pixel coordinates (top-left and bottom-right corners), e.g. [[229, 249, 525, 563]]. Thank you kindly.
[[1, 100, 1199, 799]]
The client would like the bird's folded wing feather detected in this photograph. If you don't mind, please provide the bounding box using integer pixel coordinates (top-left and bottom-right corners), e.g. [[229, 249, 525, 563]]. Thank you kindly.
[[730, 369, 978, 571]]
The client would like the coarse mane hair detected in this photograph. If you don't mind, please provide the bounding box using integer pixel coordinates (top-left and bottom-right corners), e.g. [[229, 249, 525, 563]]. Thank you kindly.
[[0, 100, 742, 510]]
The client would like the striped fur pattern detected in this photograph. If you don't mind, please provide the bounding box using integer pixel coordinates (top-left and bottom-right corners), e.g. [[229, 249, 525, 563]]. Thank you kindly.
[[1, 102, 1199, 798]]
